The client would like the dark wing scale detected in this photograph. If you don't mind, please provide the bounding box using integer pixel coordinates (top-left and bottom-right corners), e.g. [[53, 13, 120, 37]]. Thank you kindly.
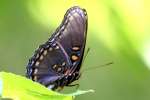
[[26, 6, 87, 89], [54, 6, 87, 71], [26, 42, 70, 87]]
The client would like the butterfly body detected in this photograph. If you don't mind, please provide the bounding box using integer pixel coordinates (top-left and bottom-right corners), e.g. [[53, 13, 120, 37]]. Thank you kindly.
[[26, 6, 88, 90]]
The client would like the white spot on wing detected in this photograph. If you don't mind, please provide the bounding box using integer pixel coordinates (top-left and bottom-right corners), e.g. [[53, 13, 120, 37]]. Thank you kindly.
[[35, 61, 40, 66]]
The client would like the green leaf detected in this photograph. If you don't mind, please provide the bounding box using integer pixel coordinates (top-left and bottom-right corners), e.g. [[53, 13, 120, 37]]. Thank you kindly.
[[0, 77, 2, 96], [66, 90, 94, 96], [0, 72, 73, 100], [0, 72, 94, 100]]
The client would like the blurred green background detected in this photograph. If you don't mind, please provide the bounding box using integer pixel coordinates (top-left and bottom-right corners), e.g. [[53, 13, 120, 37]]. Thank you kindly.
[[0, 0, 150, 100]]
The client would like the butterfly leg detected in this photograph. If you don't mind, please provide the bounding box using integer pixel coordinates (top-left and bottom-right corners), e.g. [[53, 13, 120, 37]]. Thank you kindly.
[[67, 72, 81, 89], [67, 83, 80, 89], [57, 86, 64, 91]]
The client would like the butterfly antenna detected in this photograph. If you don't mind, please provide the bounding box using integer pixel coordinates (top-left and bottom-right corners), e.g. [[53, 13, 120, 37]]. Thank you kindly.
[[82, 47, 90, 63], [82, 62, 113, 73]]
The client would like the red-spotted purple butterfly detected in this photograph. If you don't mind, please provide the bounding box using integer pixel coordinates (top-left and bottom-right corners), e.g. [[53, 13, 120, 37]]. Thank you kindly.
[[26, 6, 88, 90]]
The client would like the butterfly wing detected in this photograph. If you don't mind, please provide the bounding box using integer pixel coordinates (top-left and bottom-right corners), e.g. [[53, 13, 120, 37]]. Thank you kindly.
[[26, 6, 88, 89], [26, 42, 70, 87], [52, 6, 88, 72]]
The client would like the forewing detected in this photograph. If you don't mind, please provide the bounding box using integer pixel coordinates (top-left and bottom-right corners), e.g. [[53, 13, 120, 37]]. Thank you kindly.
[[52, 6, 88, 70]]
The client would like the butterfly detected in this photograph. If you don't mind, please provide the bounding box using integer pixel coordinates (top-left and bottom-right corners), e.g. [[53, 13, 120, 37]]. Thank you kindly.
[[26, 6, 88, 90]]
